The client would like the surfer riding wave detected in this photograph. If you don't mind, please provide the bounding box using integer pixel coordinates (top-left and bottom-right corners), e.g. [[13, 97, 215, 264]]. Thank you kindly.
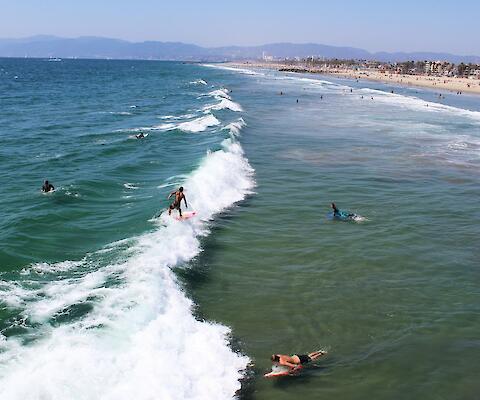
[[168, 186, 188, 217]]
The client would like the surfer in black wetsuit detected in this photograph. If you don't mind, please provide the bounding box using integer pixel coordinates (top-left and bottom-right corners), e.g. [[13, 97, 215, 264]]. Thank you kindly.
[[135, 132, 145, 139], [331, 202, 355, 219], [168, 186, 187, 217], [271, 350, 327, 371], [331, 202, 341, 217], [42, 180, 55, 193]]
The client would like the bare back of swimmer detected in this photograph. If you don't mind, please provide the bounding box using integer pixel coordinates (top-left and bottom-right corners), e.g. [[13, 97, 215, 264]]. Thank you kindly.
[[271, 350, 327, 371]]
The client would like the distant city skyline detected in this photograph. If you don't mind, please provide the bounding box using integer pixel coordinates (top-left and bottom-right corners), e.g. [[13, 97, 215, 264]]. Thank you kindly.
[[1, 0, 479, 55]]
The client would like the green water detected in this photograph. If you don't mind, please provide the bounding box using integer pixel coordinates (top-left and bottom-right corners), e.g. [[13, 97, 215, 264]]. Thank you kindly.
[[188, 68, 480, 399]]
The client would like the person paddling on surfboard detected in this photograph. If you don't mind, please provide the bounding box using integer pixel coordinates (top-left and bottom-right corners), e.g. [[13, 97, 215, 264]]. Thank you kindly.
[[42, 180, 55, 193], [271, 350, 327, 372], [168, 186, 187, 217]]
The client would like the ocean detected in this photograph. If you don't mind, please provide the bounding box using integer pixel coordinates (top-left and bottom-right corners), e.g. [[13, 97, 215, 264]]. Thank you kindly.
[[0, 59, 479, 400]]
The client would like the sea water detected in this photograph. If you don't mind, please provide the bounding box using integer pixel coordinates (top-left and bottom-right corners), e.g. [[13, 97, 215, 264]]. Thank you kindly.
[[0, 59, 479, 399]]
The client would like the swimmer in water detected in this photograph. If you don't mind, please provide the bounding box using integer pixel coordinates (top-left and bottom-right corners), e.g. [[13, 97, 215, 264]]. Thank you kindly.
[[331, 202, 356, 219]]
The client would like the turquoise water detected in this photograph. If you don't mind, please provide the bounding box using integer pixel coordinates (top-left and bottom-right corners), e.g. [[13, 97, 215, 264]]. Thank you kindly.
[[1, 59, 479, 399]]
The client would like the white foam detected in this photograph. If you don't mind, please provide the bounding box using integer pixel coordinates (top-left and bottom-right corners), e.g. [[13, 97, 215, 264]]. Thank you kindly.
[[360, 88, 480, 123], [157, 182, 178, 189], [190, 79, 207, 85], [123, 183, 139, 190], [352, 215, 368, 223], [177, 114, 221, 132], [158, 113, 197, 120], [202, 64, 264, 76], [203, 98, 243, 112], [273, 74, 347, 89], [223, 118, 246, 136], [98, 111, 133, 116], [207, 88, 232, 100], [21, 260, 84, 276], [129, 114, 220, 134], [0, 117, 254, 400]]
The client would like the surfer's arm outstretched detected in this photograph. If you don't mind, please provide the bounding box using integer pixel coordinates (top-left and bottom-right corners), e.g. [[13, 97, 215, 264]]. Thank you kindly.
[[167, 191, 175, 199]]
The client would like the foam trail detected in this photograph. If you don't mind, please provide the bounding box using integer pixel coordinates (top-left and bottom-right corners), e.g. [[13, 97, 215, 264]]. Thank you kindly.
[[177, 114, 221, 132], [360, 88, 480, 123], [128, 114, 220, 134], [97, 111, 133, 116], [0, 115, 254, 400], [202, 64, 263, 76], [158, 113, 197, 120], [123, 182, 139, 190], [207, 88, 232, 99], [190, 79, 207, 85], [223, 118, 246, 136], [202, 88, 242, 112], [204, 98, 243, 112]]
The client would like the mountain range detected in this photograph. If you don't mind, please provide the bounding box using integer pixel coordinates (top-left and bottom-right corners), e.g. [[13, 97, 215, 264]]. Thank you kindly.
[[0, 35, 478, 64]]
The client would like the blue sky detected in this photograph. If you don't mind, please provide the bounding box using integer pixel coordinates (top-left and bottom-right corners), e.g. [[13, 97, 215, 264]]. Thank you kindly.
[[1, 0, 478, 55]]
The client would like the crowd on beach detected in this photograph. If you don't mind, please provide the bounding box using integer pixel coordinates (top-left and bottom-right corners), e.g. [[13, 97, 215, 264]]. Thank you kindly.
[[228, 59, 480, 95]]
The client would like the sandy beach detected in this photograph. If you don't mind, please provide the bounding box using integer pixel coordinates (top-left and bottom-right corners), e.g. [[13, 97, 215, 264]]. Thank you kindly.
[[225, 61, 480, 95]]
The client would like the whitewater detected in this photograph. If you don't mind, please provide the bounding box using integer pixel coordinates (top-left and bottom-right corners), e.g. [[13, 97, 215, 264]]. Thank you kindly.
[[0, 70, 254, 399]]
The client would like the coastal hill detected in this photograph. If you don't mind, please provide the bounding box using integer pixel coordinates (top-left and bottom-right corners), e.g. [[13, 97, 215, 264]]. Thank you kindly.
[[0, 35, 479, 63]]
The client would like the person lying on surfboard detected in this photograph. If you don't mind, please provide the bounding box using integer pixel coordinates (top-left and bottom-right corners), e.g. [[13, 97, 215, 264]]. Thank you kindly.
[[168, 186, 188, 217], [271, 350, 327, 371]]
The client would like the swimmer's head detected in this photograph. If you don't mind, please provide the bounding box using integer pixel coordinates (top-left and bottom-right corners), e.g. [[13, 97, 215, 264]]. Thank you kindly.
[[179, 186, 184, 192]]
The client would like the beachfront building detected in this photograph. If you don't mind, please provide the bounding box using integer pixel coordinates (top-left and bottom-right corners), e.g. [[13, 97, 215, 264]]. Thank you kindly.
[[262, 51, 274, 61]]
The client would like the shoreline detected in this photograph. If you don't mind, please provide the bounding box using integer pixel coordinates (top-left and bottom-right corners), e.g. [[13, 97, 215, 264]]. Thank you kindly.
[[223, 61, 480, 95]]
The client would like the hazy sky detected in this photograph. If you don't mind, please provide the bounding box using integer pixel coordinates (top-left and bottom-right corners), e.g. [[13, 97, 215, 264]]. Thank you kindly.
[[1, 0, 478, 55]]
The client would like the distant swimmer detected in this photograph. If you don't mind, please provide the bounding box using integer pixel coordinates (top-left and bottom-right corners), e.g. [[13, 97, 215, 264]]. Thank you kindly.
[[42, 180, 55, 193], [331, 202, 342, 217], [271, 351, 327, 371], [320, 95, 323, 100], [168, 186, 188, 217], [296, 99, 299, 103], [135, 132, 145, 139], [331, 202, 355, 219]]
